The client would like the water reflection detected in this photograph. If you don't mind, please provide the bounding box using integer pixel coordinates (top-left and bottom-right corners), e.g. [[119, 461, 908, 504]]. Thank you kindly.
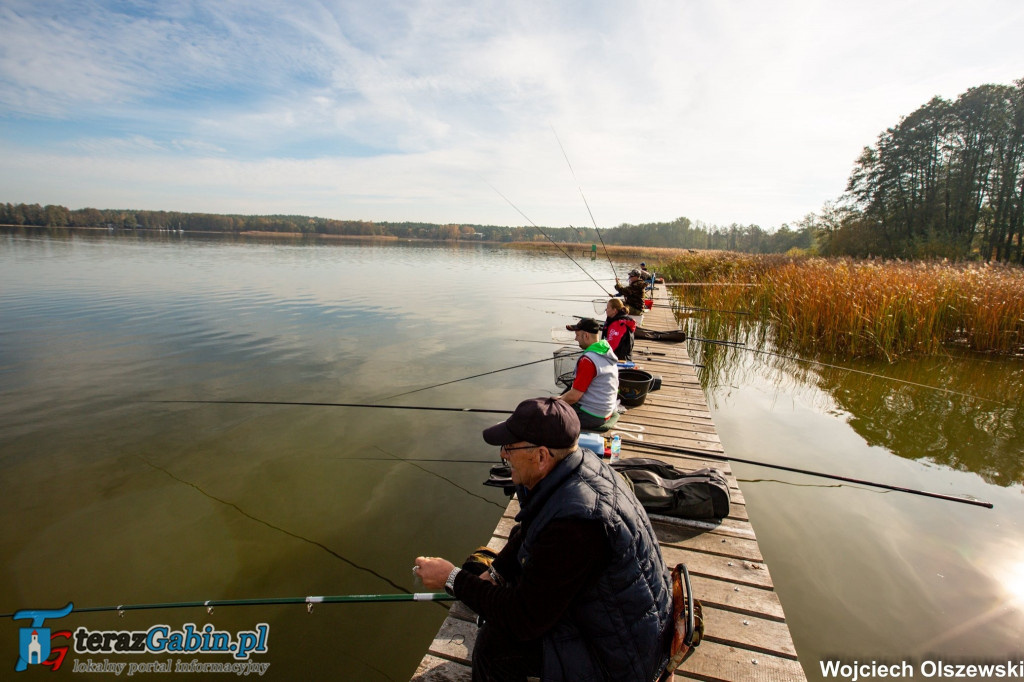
[[686, 322, 1024, 486], [1, 229, 621, 680], [675, 295, 1024, 680]]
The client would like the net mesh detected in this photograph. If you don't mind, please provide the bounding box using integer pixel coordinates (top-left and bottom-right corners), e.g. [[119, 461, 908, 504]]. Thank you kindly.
[[553, 346, 583, 389]]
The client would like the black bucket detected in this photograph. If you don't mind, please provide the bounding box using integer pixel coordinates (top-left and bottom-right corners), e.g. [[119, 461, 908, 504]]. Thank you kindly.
[[618, 369, 655, 407]]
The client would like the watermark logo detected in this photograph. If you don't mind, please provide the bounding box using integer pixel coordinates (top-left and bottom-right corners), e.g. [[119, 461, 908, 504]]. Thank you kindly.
[[12, 603, 73, 671], [11, 602, 271, 675]]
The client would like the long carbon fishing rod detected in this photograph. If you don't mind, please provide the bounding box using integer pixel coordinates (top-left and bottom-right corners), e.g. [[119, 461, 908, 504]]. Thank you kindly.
[[626, 441, 993, 508], [664, 283, 755, 288], [484, 179, 613, 296], [704, 343, 1007, 406], [511, 340, 705, 369], [1, 593, 454, 619], [508, 296, 605, 302], [527, 278, 615, 285], [688, 335, 745, 348], [552, 126, 618, 281], [513, 339, 668, 357], [675, 305, 751, 316], [511, 334, 734, 352], [380, 353, 578, 401], [347, 457, 498, 464], [153, 400, 512, 415]]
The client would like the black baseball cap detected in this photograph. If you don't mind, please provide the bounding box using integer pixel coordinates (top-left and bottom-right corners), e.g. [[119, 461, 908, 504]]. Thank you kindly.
[[482, 397, 580, 449], [565, 317, 601, 333]]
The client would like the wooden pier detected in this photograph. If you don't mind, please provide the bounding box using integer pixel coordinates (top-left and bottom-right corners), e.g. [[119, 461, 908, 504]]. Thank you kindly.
[[411, 286, 807, 682]]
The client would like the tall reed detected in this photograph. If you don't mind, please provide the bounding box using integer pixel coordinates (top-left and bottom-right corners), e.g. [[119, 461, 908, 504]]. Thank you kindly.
[[661, 253, 1024, 359]]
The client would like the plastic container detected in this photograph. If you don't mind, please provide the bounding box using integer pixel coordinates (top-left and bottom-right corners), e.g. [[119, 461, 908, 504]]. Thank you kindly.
[[578, 432, 604, 456], [643, 299, 653, 310], [610, 435, 621, 462], [618, 369, 655, 407]]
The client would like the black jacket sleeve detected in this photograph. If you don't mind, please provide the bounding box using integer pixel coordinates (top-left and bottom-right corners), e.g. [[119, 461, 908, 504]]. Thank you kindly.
[[453, 519, 610, 641]]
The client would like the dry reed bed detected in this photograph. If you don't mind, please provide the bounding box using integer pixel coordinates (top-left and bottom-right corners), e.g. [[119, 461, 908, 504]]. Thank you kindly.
[[661, 254, 1024, 359]]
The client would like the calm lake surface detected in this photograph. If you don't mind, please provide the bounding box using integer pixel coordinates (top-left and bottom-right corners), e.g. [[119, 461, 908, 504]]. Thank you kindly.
[[2, 228, 1023, 681]]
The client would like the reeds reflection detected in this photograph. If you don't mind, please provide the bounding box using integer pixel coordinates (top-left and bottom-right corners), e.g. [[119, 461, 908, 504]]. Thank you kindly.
[[680, 306, 1024, 486]]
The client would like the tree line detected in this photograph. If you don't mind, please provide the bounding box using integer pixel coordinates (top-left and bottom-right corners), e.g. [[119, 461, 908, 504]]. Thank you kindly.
[[839, 78, 1024, 262], [3, 76, 1021, 263], [0, 201, 796, 250]]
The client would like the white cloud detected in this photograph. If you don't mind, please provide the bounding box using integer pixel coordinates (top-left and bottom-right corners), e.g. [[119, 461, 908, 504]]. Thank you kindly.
[[0, 0, 1022, 227]]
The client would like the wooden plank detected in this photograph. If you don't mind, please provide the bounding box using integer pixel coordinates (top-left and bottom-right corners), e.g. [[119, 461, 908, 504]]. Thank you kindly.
[[650, 514, 757, 539], [676, 641, 806, 682], [688, 575, 787, 622], [411, 655, 472, 682], [425, 617, 477, 665], [654, 522, 763, 562], [700, 608, 799, 659], [661, 546, 775, 590]]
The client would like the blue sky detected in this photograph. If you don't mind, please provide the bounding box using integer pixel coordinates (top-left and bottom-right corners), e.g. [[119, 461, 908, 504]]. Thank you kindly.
[[1, 0, 1022, 228]]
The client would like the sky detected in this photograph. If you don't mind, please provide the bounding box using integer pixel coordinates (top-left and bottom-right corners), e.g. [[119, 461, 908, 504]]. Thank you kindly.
[[1, 0, 1022, 230]]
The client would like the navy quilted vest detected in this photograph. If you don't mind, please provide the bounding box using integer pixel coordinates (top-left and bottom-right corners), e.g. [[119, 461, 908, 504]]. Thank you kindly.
[[515, 448, 672, 681]]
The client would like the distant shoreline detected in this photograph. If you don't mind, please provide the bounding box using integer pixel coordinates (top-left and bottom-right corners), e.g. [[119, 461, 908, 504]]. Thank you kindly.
[[0, 224, 688, 263]]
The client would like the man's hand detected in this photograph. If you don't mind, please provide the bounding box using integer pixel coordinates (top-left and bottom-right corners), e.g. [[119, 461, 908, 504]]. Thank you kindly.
[[414, 556, 456, 590]]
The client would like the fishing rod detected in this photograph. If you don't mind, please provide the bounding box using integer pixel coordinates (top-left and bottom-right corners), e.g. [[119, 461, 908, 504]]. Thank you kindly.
[[511, 335, 727, 357], [552, 126, 618, 281], [664, 283, 755, 287], [671, 299, 1005, 405], [507, 296, 604, 302], [634, 357, 704, 369], [513, 339, 669, 357], [675, 305, 751, 316], [508, 340, 705, 369], [626, 441, 994, 509], [153, 400, 512, 415], [527, 278, 615, 285], [380, 353, 578, 401], [1, 593, 454, 619], [484, 179, 613, 296], [691, 336, 745, 348], [701, 344, 1008, 406], [347, 457, 498, 464]]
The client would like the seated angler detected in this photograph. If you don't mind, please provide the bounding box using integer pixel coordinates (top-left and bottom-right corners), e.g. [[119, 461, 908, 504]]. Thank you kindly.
[[414, 397, 673, 682], [560, 317, 619, 430], [603, 298, 636, 361], [614, 269, 647, 315]]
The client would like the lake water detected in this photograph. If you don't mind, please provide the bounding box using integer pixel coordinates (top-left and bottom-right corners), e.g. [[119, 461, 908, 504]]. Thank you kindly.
[[2, 228, 1023, 681], [683, 307, 1024, 680]]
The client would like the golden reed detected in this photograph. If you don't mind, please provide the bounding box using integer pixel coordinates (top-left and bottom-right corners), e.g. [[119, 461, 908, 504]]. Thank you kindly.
[[660, 253, 1024, 360]]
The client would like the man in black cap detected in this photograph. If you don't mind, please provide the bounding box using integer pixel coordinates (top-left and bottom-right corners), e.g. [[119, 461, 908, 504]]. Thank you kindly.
[[414, 397, 672, 682], [560, 317, 620, 430]]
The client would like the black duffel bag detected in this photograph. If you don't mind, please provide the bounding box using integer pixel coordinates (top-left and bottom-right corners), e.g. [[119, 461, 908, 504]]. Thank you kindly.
[[611, 458, 730, 519]]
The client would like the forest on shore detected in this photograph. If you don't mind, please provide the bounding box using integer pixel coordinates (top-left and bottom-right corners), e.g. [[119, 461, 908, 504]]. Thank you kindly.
[[4, 78, 1021, 264]]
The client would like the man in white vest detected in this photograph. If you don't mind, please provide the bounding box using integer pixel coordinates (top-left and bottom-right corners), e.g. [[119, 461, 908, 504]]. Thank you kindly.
[[560, 317, 619, 430]]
